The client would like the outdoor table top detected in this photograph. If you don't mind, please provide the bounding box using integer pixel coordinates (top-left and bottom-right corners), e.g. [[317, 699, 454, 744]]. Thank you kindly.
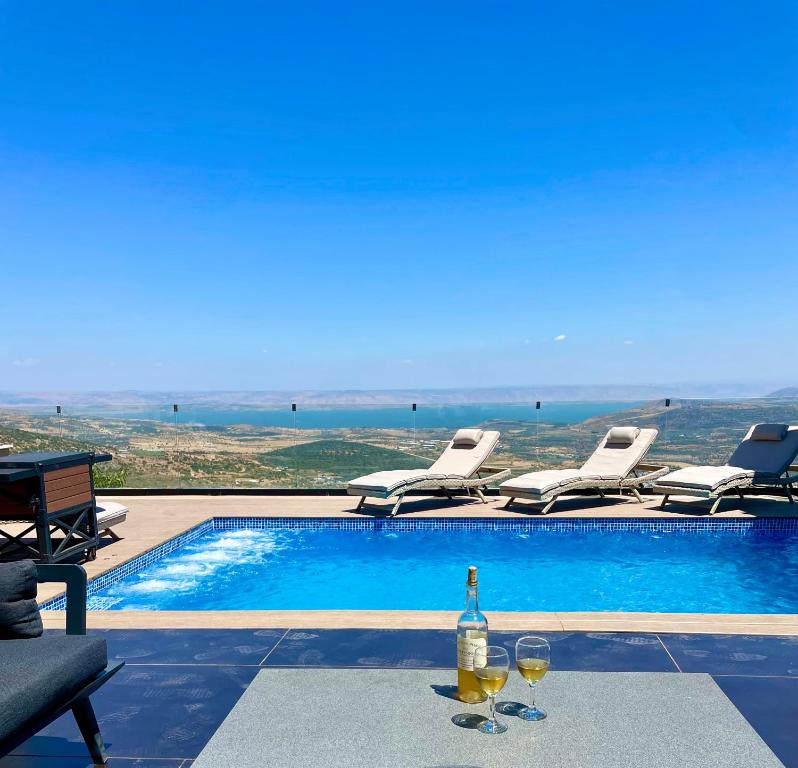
[[192, 668, 782, 768], [0, 451, 111, 482]]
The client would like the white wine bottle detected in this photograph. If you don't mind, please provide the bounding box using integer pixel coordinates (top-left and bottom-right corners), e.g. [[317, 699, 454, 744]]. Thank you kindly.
[[457, 565, 488, 703]]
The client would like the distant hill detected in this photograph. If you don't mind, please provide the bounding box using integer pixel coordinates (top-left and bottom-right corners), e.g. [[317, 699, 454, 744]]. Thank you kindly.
[[0, 424, 94, 454], [261, 439, 430, 473], [580, 398, 798, 434], [768, 388, 798, 398]]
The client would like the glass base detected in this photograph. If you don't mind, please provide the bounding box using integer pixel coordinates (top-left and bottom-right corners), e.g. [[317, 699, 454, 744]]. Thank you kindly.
[[479, 718, 508, 734], [519, 705, 547, 721]]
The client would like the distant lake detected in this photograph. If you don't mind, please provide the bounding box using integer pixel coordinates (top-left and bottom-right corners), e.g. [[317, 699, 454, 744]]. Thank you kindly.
[[55, 401, 643, 430]]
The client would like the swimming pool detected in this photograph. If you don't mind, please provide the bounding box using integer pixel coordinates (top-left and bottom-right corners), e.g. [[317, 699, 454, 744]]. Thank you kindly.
[[50, 517, 798, 614]]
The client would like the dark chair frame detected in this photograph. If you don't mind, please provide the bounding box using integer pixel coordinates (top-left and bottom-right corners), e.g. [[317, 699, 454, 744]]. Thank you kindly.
[[0, 564, 124, 765]]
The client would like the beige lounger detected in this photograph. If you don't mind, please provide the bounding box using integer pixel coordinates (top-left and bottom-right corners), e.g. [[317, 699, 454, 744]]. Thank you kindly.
[[348, 429, 510, 516], [95, 501, 128, 540], [500, 427, 668, 514], [654, 423, 798, 515]]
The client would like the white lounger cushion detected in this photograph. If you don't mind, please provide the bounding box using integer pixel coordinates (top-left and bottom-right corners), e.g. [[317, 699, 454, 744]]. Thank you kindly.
[[429, 431, 500, 477], [96, 501, 128, 528], [656, 465, 754, 492], [348, 469, 449, 494], [579, 427, 658, 479], [500, 468, 595, 496], [452, 428, 484, 447], [500, 426, 658, 498], [606, 426, 640, 445], [347, 430, 501, 495]]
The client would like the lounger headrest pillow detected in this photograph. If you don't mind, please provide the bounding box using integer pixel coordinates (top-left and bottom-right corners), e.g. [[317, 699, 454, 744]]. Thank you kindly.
[[751, 423, 788, 442], [606, 426, 640, 446], [452, 429, 484, 448]]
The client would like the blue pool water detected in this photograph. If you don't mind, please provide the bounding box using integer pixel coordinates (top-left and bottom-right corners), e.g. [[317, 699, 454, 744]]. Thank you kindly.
[[80, 519, 798, 614]]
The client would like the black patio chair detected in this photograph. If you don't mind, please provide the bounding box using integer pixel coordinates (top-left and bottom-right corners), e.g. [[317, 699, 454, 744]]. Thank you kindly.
[[0, 561, 124, 764]]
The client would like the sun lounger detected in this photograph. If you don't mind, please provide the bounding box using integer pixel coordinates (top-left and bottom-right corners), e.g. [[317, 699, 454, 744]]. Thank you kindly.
[[95, 502, 128, 540], [654, 423, 798, 514], [500, 427, 668, 514], [348, 429, 510, 516]]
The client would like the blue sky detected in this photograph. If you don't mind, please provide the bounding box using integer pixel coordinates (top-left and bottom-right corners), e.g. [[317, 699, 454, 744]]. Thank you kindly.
[[1, 1, 796, 391]]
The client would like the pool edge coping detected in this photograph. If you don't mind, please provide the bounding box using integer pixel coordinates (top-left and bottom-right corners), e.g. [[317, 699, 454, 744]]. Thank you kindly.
[[40, 608, 798, 635]]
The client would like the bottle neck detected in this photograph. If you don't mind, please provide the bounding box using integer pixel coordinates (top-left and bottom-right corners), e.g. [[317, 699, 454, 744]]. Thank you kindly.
[[465, 583, 479, 613]]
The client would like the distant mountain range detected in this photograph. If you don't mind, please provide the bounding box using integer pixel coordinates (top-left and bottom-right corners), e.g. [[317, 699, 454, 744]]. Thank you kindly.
[[0, 380, 793, 408], [769, 387, 798, 397]]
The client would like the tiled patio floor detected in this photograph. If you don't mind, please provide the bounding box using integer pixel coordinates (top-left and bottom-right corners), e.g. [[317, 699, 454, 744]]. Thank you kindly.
[[3, 629, 797, 767]]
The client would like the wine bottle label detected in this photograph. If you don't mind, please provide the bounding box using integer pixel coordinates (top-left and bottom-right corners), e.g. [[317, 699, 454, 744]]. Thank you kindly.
[[457, 632, 487, 671]]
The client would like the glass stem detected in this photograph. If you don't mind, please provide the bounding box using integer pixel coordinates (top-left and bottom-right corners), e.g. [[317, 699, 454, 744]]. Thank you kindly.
[[529, 682, 537, 710], [489, 694, 496, 723]]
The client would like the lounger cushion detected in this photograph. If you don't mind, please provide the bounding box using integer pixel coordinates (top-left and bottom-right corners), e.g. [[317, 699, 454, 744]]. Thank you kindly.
[[0, 634, 107, 743], [656, 465, 754, 492], [430, 430, 500, 477], [727, 424, 798, 476], [500, 469, 594, 497], [751, 423, 788, 442], [348, 469, 448, 494], [0, 561, 43, 640], [606, 427, 640, 445], [348, 429, 501, 495], [452, 429, 484, 448], [96, 501, 128, 528], [580, 428, 658, 478]]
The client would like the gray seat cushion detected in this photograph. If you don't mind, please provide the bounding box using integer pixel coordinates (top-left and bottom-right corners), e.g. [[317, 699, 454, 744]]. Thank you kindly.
[[0, 634, 108, 743], [0, 561, 43, 639]]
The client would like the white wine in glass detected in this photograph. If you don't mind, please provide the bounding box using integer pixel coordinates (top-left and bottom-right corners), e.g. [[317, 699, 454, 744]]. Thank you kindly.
[[515, 636, 550, 721], [473, 645, 510, 734]]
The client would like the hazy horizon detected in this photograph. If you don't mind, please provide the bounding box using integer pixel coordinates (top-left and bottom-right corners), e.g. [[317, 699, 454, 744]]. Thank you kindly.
[[0, 378, 794, 408]]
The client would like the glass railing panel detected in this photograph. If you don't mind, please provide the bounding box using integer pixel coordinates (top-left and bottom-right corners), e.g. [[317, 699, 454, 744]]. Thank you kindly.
[[71, 403, 180, 489], [176, 403, 295, 488], [0, 404, 76, 453], [646, 397, 798, 471], [3, 396, 796, 490], [281, 404, 419, 489]]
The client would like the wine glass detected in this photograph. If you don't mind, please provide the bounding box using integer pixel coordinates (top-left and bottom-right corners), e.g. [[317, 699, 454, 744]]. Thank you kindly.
[[473, 645, 510, 734], [515, 636, 550, 721]]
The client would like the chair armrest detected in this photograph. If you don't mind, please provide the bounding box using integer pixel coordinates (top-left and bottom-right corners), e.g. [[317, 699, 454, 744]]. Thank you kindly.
[[36, 564, 87, 636]]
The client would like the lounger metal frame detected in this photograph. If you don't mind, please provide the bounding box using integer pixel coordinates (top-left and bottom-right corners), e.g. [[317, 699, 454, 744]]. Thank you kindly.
[[353, 465, 511, 517], [503, 462, 670, 515], [655, 464, 798, 515]]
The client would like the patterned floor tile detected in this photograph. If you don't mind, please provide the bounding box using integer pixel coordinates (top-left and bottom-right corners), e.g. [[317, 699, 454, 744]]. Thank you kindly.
[[660, 633, 798, 676], [10, 665, 257, 760]]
